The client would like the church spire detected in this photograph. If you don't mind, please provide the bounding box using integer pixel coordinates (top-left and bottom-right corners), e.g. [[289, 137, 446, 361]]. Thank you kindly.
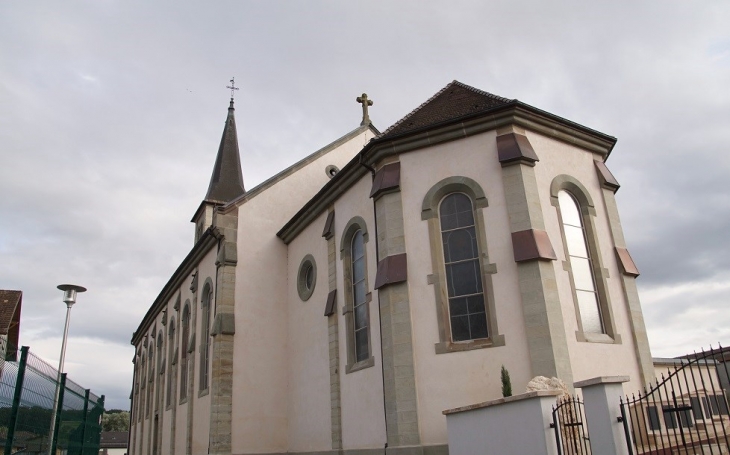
[[204, 79, 245, 203]]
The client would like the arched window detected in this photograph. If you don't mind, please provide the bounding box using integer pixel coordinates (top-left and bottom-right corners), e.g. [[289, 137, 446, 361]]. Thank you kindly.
[[147, 339, 154, 415], [180, 304, 190, 400], [339, 216, 373, 373], [351, 230, 368, 362], [166, 318, 175, 407], [421, 176, 504, 353], [550, 174, 618, 342], [558, 190, 603, 333], [148, 339, 155, 379], [439, 193, 488, 341], [140, 351, 146, 421], [200, 284, 212, 391], [156, 331, 164, 373]]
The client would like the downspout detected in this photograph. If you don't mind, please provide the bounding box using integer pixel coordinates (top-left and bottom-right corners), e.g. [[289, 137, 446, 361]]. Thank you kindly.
[[358, 153, 389, 455]]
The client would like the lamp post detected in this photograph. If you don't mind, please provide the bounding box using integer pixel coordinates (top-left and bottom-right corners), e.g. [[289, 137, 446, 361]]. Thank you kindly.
[[47, 284, 86, 455]]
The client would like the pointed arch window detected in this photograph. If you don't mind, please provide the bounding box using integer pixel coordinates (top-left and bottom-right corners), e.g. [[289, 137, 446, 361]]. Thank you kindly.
[[200, 284, 212, 392], [166, 318, 175, 408], [180, 304, 190, 401]]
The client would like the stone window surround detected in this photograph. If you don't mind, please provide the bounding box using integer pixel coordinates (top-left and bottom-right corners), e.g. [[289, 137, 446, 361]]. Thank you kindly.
[[421, 176, 505, 354], [179, 301, 191, 404], [339, 216, 375, 373], [199, 277, 214, 397], [549, 174, 621, 344], [165, 315, 176, 411], [297, 254, 317, 301]]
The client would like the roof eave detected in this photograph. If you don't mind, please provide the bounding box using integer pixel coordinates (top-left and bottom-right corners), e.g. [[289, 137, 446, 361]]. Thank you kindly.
[[277, 102, 617, 244], [131, 226, 222, 345]]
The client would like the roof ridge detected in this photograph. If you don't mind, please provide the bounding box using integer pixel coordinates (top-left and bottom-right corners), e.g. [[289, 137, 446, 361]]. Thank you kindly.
[[378, 80, 514, 138], [378, 81, 457, 138], [451, 80, 514, 104]]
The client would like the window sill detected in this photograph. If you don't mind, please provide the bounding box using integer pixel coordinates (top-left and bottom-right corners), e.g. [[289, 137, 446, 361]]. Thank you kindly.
[[345, 356, 375, 374], [198, 387, 209, 398], [576, 331, 622, 344], [179, 397, 188, 405], [435, 334, 505, 354]]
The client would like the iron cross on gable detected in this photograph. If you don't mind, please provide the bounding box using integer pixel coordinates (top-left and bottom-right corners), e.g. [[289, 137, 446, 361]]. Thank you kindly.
[[356, 93, 373, 126]]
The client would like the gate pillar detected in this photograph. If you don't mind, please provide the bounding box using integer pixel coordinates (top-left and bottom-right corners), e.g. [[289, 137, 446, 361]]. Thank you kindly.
[[575, 376, 630, 455]]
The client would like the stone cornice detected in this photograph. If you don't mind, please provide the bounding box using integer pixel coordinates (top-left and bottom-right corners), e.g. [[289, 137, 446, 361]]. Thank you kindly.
[[131, 226, 222, 346], [278, 102, 617, 244]]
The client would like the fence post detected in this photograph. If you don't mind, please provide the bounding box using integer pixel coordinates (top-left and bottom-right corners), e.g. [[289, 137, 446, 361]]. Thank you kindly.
[[4, 346, 29, 455], [94, 395, 106, 453], [78, 389, 90, 455], [50, 373, 67, 455], [574, 376, 630, 455]]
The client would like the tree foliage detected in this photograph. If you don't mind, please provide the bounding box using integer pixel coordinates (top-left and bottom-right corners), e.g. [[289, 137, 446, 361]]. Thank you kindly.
[[102, 411, 130, 432], [501, 365, 512, 398]]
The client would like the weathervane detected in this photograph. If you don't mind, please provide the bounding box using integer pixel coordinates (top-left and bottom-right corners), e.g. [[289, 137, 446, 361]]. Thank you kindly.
[[227, 77, 239, 101]]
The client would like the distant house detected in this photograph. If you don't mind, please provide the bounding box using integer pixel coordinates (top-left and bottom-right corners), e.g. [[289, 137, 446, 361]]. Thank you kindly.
[[100, 431, 128, 455], [0, 289, 22, 363]]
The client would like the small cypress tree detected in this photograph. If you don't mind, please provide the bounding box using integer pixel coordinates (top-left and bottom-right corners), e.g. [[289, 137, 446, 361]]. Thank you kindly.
[[501, 365, 512, 397]]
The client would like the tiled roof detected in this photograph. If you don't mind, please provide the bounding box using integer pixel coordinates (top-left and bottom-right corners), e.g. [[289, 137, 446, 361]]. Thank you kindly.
[[0, 290, 21, 336], [379, 80, 514, 139], [100, 431, 128, 448]]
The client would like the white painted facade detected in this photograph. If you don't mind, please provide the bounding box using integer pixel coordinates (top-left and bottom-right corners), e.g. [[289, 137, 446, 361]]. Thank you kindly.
[[129, 81, 654, 455]]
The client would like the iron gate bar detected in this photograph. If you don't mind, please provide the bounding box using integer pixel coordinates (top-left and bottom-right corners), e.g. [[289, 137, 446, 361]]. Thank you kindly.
[[552, 395, 591, 455], [705, 346, 730, 446], [621, 345, 730, 455], [619, 397, 633, 455], [678, 361, 700, 452]]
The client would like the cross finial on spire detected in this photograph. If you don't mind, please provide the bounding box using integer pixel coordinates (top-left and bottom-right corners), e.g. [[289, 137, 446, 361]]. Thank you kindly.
[[227, 77, 239, 105], [356, 93, 373, 126]]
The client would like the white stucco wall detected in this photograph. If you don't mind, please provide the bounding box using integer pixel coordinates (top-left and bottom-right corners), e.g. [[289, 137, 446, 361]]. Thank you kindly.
[[192, 249, 216, 455], [528, 130, 644, 394], [286, 209, 332, 452], [399, 131, 534, 446], [333, 175, 387, 450], [231, 128, 375, 454]]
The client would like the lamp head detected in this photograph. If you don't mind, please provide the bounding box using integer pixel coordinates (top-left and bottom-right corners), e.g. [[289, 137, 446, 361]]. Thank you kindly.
[[57, 284, 87, 306]]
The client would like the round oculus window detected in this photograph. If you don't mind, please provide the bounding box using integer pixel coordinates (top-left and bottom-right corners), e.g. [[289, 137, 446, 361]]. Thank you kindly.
[[325, 165, 339, 179], [297, 254, 317, 301]]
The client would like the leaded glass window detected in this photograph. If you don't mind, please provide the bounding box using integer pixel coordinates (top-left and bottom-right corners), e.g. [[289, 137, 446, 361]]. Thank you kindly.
[[166, 319, 175, 407], [558, 190, 604, 334], [351, 230, 369, 362], [200, 286, 212, 390], [439, 193, 488, 342], [180, 306, 189, 400]]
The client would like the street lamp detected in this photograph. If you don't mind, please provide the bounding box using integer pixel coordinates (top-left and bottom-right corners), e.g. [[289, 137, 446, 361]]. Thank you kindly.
[[47, 284, 86, 455]]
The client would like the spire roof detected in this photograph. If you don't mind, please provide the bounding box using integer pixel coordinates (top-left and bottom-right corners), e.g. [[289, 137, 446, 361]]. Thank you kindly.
[[205, 99, 245, 203], [379, 80, 514, 139]]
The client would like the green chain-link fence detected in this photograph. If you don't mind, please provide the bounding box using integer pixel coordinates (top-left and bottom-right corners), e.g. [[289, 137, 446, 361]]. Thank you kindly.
[[0, 345, 104, 455]]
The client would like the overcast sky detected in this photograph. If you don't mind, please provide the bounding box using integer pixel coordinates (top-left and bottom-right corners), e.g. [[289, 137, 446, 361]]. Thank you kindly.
[[1, 1, 729, 410]]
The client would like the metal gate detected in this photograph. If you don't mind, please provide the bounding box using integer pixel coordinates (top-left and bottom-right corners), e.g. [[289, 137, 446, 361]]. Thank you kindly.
[[552, 395, 592, 455], [620, 346, 730, 455]]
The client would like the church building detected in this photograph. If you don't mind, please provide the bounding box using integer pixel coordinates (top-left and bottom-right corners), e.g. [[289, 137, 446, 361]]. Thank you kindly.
[[129, 80, 654, 455]]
